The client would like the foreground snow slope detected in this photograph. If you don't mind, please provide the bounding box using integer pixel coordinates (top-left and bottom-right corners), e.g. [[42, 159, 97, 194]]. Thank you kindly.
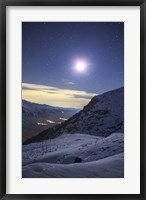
[[23, 153, 124, 178], [23, 133, 123, 165], [22, 133, 124, 178]]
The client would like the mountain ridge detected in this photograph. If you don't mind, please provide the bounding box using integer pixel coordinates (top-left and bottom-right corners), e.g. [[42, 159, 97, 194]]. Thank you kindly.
[[23, 87, 124, 145]]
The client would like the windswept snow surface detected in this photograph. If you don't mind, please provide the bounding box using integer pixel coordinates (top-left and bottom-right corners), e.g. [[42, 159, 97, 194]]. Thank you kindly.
[[23, 153, 124, 178], [22, 133, 124, 178]]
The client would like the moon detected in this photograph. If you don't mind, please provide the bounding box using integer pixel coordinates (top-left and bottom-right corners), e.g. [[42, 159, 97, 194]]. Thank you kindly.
[[75, 60, 87, 72]]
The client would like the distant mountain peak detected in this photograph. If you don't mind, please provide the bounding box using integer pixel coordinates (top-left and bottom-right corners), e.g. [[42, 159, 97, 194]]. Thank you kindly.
[[22, 100, 79, 143]]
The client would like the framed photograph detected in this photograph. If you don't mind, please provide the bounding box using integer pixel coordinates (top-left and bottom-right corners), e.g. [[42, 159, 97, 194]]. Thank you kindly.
[[0, 0, 145, 199]]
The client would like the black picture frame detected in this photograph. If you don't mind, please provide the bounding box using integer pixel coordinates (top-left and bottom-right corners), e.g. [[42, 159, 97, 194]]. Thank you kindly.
[[0, 0, 145, 199]]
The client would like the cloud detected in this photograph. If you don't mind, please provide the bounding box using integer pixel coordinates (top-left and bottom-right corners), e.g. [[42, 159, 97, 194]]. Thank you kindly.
[[22, 83, 97, 109], [64, 81, 75, 85], [62, 79, 75, 85], [73, 94, 93, 99]]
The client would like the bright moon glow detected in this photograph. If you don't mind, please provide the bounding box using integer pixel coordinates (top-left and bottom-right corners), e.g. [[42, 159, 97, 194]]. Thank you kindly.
[[75, 60, 87, 72]]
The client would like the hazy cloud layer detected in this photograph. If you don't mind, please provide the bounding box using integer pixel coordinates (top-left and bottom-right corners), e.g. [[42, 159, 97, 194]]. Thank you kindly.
[[22, 83, 97, 109]]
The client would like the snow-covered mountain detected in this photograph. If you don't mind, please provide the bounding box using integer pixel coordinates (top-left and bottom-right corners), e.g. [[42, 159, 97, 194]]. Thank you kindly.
[[22, 100, 79, 142], [24, 87, 124, 144], [23, 87, 124, 178]]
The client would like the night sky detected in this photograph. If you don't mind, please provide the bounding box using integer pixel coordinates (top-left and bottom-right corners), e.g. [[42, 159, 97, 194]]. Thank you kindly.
[[22, 22, 124, 108]]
